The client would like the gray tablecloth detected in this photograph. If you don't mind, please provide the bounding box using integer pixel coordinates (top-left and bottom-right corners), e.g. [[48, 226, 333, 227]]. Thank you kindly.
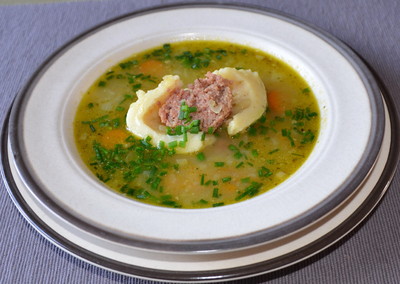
[[1, 0, 399, 283]]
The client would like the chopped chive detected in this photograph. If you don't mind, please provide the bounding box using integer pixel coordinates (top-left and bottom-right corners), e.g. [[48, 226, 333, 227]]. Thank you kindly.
[[200, 174, 205, 185], [89, 124, 96, 132], [178, 110, 185, 120], [175, 125, 183, 135], [293, 121, 305, 127], [268, 149, 279, 155], [119, 59, 138, 69], [274, 116, 285, 122], [248, 126, 257, 136], [87, 103, 94, 108], [212, 188, 219, 198], [115, 106, 125, 111], [158, 141, 165, 149], [222, 177, 232, 183], [178, 101, 190, 120], [98, 80, 106, 87], [207, 127, 214, 134], [141, 139, 151, 147], [160, 194, 172, 201], [196, 152, 206, 161], [258, 115, 267, 123], [212, 202, 224, 207], [151, 177, 161, 190], [188, 106, 197, 113], [214, 162, 225, 167], [282, 129, 295, 146], [259, 166, 273, 178], [292, 153, 305, 157], [81, 114, 109, 124], [233, 152, 243, 159], [228, 144, 243, 159], [201, 132, 206, 141], [168, 141, 178, 148], [132, 83, 142, 90], [251, 149, 259, 157], [236, 162, 244, 168], [178, 140, 186, 148], [189, 126, 199, 134], [235, 182, 263, 201], [190, 120, 200, 127], [228, 144, 239, 151], [119, 94, 134, 104], [259, 125, 268, 135], [241, 177, 251, 183]]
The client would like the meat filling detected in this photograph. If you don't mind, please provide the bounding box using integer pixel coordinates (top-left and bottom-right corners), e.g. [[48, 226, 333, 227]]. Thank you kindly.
[[159, 72, 233, 132]]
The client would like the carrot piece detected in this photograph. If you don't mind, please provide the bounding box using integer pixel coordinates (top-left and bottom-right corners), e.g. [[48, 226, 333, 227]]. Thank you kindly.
[[100, 129, 129, 149], [139, 59, 165, 77], [267, 91, 285, 114]]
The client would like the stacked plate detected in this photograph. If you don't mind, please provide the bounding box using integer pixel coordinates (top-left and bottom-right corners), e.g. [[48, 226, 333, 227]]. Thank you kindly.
[[1, 4, 399, 282]]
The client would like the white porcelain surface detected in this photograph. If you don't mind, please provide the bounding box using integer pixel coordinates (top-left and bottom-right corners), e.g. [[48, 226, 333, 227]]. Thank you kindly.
[[6, 96, 391, 279], [13, 7, 381, 247]]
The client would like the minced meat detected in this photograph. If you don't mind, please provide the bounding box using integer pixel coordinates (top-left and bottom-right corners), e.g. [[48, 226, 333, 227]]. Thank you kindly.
[[159, 72, 233, 132]]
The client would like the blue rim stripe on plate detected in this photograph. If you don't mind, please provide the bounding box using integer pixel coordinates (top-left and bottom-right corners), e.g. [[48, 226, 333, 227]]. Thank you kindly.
[[3, 3, 389, 253]]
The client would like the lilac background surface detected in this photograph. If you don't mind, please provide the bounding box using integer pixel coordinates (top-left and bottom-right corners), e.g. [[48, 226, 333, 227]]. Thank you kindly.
[[1, 0, 400, 283]]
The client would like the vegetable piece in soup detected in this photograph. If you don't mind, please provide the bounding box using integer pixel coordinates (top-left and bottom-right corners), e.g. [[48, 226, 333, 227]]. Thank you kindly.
[[74, 40, 320, 209]]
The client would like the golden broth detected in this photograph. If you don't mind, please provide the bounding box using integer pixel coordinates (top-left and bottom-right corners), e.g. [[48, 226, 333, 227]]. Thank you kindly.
[[74, 41, 320, 209]]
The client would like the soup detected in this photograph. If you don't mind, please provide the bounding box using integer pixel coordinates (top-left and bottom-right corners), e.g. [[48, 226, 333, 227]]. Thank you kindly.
[[74, 40, 319, 209]]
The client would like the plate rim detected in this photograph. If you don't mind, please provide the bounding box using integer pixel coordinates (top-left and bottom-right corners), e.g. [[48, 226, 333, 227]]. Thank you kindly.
[[1, 66, 398, 282], [1, 2, 399, 282], [5, 3, 387, 252]]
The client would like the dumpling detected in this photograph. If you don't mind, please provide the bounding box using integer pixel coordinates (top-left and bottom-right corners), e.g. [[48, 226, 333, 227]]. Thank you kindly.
[[126, 75, 216, 154], [126, 68, 267, 154], [213, 68, 267, 135]]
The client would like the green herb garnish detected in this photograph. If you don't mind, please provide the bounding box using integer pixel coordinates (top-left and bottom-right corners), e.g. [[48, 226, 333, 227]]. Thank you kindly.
[[196, 152, 206, 161], [212, 188, 219, 198], [222, 177, 232, 183], [214, 162, 225, 167]]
